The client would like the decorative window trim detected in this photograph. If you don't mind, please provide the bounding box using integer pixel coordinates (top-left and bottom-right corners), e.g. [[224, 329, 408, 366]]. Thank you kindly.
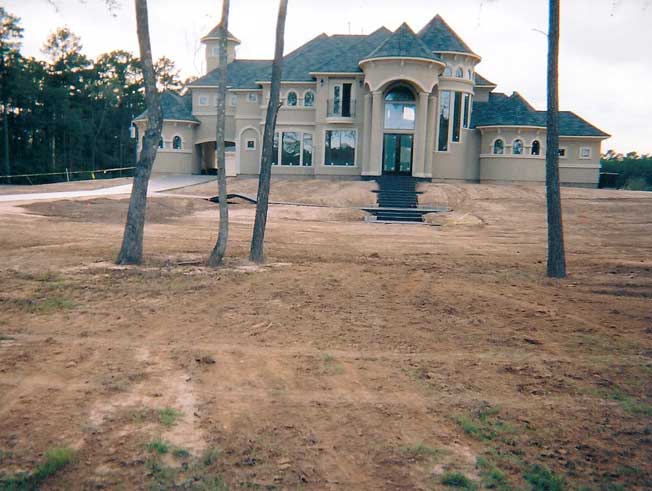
[[455, 67, 464, 78], [303, 90, 315, 107], [198, 95, 209, 106], [172, 135, 183, 151], [512, 138, 524, 155], [530, 139, 542, 156], [245, 139, 256, 151], [559, 147, 568, 159], [579, 146, 592, 159], [286, 91, 298, 107], [272, 129, 314, 167], [230, 94, 238, 106], [247, 93, 258, 103]]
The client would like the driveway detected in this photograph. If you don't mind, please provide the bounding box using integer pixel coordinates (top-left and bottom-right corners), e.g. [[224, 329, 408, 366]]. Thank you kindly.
[[0, 175, 215, 203]]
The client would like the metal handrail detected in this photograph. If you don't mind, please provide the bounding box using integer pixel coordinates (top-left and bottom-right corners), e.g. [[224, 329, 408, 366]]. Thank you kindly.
[[326, 98, 357, 118]]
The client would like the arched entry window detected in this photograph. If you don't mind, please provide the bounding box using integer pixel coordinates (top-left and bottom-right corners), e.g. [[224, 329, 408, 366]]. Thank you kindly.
[[384, 85, 416, 130], [172, 136, 183, 150], [531, 140, 541, 156], [493, 139, 504, 155], [512, 139, 524, 155]]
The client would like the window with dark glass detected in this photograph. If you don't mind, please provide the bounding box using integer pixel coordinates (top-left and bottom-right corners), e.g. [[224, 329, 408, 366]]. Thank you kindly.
[[531, 140, 541, 156], [272, 132, 279, 165], [287, 91, 298, 106], [158, 138, 164, 149], [513, 139, 524, 155], [455, 67, 464, 78], [173, 136, 182, 150], [452, 92, 462, 142], [438, 90, 451, 151], [302, 133, 313, 166], [304, 91, 314, 107], [325, 130, 356, 166], [493, 139, 504, 155], [333, 85, 341, 115], [462, 94, 470, 129], [384, 85, 416, 130], [281, 132, 301, 165]]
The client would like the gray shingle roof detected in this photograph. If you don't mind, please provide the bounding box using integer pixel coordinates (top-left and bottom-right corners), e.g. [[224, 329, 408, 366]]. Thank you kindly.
[[471, 92, 609, 137], [312, 27, 391, 73], [418, 15, 476, 55], [134, 91, 198, 123], [202, 24, 240, 42], [189, 59, 272, 89], [362, 23, 439, 62], [474, 73, 496, 87]]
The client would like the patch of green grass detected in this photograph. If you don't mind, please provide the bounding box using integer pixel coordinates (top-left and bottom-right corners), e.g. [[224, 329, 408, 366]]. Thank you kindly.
[[400, 442, 443, 460], [32, 297, 76, 314], [145, 457, 178, 486], [172, 448, 190, 459], [441, 471, 478, 490], [202, 447, 220, 466], [193, 475, 228, 490], [455, 406, 514, 442], [523, 465, 565, 491], [0, 334, 15, 341], [0, 446, 75, 490], [158, 408, 183, 427], [600, 389, 652, 416], [477, 456, 513, 491], [146, 439, 170, 455]]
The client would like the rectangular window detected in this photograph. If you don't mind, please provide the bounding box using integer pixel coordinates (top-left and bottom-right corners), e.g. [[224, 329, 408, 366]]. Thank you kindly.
[[559, 148, 567, 158], [333, 85, 341, 115], [331, 83, 353, 117], [385, 103, 416, 130], [247, 93, 258, 103], [452, 92, 462, 142], [325, 130, 356, 166], [303, 133, 313, 166], [246, 139, 256, 150], [342, 83, 352, 117], [272, 132, 279, 165], [281, 132, 301, 166], [230, 94, 238, 106], [438, 91, 451, 151], [580, 147, 591, 159], [198, 95, 209, 106], [467, 95, 473, 128], [462, 94, 470, 129]]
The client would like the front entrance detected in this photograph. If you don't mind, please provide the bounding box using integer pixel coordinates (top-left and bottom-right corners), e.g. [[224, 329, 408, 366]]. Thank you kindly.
[[382, 134, 413, 175]]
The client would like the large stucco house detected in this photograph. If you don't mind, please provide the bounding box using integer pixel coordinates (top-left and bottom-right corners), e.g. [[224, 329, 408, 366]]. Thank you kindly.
[[134, 15, 609, 187]]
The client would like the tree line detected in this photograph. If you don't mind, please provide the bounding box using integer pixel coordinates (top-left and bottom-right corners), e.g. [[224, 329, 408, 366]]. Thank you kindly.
[[0, 7, 187, 183], [601, 151, 652, 191]]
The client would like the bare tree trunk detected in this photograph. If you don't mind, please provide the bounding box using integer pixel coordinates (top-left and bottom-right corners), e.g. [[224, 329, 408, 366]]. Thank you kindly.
[[2, 104, 9, 183], [207, 0, 231, 267], [250, 0, 288, 264], [545, 0, 566, 278], [116, 0, 162, 265]]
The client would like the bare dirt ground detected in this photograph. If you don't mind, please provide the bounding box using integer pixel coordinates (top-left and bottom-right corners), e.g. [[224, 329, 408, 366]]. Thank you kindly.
[[0, 178, 133, 196], [0, 179, 651, 490]]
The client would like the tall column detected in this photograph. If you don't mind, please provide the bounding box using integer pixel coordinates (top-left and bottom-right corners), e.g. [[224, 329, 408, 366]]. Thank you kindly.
[[413, 92, 429, 177], [424, 94, 438, 178], [362, 93, 373, 174], [366, 91, 384, 176]]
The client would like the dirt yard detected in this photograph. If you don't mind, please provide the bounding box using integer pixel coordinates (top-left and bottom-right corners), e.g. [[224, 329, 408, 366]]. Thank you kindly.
[[0, 178, 651, 490]]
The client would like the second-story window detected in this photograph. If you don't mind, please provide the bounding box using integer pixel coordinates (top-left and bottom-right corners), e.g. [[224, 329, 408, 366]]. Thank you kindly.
[[287, 91, 298, 106], [304, 91, 315, 107], [331, 83, 352, 117]]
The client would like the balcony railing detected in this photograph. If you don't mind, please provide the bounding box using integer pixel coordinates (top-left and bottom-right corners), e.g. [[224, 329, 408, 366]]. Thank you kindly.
[[327, 98, 357, 119]]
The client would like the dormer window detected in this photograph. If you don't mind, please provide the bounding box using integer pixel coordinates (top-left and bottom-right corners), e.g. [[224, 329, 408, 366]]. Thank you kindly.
[[287, 91, 298, 106]]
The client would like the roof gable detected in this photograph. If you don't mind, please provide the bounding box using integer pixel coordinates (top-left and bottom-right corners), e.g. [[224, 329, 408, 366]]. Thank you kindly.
[[312, 27, 391, 74], [134, 91, 197, 123], [363, 23, 438, 61], [418, 15, 476, 55], [202, 24, 240, 43]]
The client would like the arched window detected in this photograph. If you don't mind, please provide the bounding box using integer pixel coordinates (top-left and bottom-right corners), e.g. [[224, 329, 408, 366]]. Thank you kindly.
[[173, 136, 182, 150], [455, 67, 464, 78], [512, 139, 524, 155], [493, 139, 504, 155], [444, 67, 452, 77], [287, 91, 298, 106], [384, 85, 416, 130], [531, 140, 541, 156], [158, 138, 164, 149], [384, 85, 415, 102], [304, 91, 315, 107]]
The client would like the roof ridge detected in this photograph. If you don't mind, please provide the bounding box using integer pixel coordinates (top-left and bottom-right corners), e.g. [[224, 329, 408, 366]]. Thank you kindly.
[[417, 14, 476, 55], [363, 21, 438, 61]]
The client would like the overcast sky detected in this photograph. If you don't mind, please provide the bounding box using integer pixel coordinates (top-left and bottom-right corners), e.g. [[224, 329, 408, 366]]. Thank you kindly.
[[6, 0, 652, 153]]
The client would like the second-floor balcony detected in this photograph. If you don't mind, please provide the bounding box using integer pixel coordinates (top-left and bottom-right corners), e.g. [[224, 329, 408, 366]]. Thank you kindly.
[[327, 98, 357, 119]]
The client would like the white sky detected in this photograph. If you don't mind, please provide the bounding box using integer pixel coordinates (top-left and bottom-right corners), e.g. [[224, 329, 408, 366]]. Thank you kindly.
[[6, 0, 652, 153]]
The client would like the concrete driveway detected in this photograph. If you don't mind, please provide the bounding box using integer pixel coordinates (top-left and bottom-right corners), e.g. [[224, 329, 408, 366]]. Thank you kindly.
[[0, 175, 215, 203]]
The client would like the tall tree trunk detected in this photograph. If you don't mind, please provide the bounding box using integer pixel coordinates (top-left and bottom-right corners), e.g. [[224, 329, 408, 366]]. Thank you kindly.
[[207, 0, 231, 267], [116, 0, 162, 265], [545, 0, 566, 278], [2, 104, 9, 183], [250, 0, 288, 264]]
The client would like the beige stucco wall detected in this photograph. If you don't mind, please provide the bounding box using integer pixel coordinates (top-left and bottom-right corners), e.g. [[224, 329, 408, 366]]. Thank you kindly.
[[238, 127, 260, 174], [135, 120, 199, 174], [360, 58, 443, 93]]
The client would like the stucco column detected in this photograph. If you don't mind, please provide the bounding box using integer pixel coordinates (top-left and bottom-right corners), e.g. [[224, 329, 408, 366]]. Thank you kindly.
[[413, 92, 429, 177], [424, 94, 438, 178], [366, 91, 384, 176], [362, 93, 373, 174]]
